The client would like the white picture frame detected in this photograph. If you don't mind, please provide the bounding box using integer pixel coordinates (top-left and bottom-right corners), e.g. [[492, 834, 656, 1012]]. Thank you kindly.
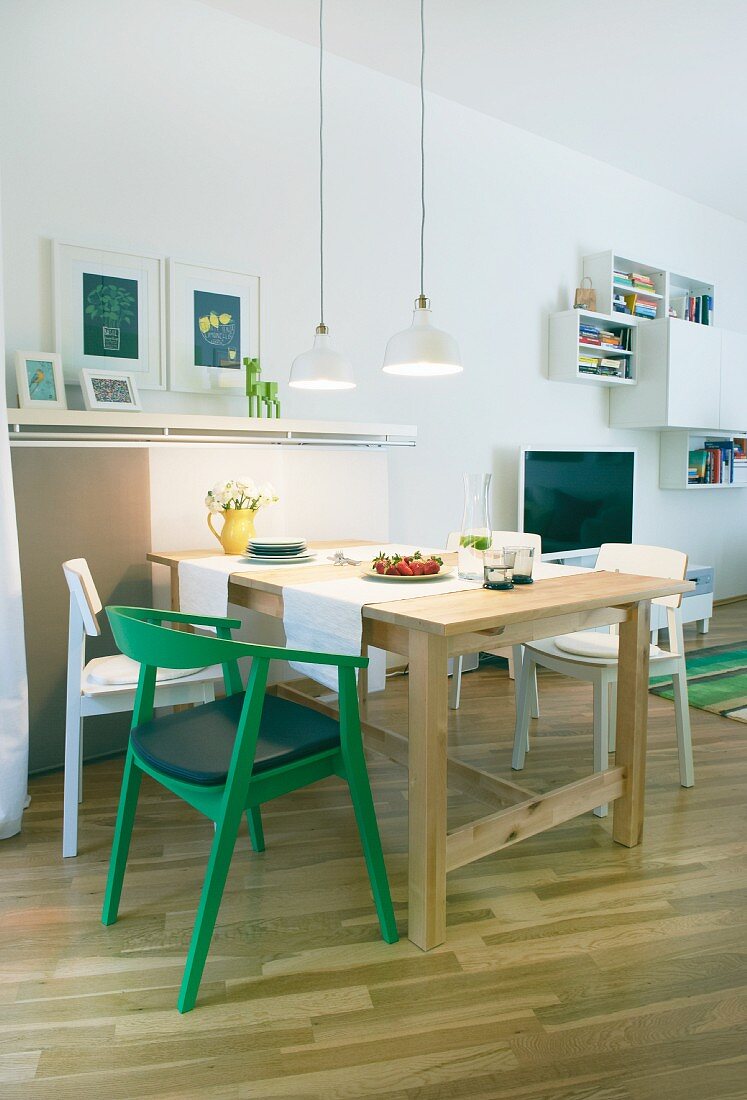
[[53, 240, 166, 390], [80, 368, 142, 412], [14, 351, 67, 410], [168, 259, 260, 394]]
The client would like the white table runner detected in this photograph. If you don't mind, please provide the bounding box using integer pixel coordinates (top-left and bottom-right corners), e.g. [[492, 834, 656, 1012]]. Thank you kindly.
[[284, 570, 482, 691], [177, 545, 479, 690], [177, 551, 586, 692]]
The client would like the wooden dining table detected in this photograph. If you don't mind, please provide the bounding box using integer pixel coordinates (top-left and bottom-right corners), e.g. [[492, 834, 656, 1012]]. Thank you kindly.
[[148, 541, 692, 952]]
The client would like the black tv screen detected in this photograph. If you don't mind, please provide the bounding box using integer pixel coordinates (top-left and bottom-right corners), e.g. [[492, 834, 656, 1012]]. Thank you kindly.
[[522, 450, 634, 554]]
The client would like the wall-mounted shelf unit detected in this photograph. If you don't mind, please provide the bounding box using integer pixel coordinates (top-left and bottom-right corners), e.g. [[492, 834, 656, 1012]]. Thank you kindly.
[[5, 409, 417, 448], [660, 431, 747, 489], [548, 309, 637, 387], [583, 250, 714, 327], [609, 318, 747, 431], [583, 251, 667, 321]]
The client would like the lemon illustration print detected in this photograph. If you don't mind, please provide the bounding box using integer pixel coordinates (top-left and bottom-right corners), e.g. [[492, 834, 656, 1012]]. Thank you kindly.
[[198, 316, 211, 334], [219, 313, 232, 325], [209, 312, 219, 329]]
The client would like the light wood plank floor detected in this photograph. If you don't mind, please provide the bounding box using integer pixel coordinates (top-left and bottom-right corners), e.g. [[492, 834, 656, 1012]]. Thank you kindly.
[[3, 604, 746, 1099]]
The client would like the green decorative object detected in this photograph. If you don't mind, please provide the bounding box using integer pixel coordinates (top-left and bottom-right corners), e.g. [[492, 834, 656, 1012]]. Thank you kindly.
[[244, 357, 281, 418], [101, 605, 398, 1013]]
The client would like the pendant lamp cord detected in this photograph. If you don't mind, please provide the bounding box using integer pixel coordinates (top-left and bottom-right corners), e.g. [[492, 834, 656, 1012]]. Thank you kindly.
[[319, 0, 325, 327], [419, 0, 426, 299]]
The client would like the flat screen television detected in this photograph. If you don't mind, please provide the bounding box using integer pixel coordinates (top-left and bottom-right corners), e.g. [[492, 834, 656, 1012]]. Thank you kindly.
[[519, 449, 635, 557]]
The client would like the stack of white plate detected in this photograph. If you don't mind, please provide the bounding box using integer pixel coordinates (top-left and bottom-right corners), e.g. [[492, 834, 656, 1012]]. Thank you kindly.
[[243, 537, 315, 564]]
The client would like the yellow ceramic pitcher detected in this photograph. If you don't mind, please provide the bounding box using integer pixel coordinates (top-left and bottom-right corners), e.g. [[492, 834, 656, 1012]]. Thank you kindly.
[[207, 508, 256, 555]]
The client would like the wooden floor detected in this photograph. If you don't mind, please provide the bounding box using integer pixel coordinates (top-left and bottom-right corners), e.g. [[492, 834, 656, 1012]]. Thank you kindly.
[[3, 604, 747, 1099]]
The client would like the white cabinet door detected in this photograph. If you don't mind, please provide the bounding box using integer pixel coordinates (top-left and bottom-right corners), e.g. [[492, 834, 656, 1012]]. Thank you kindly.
[[667, 319, 721, 428], [719, 329, 747, 430]]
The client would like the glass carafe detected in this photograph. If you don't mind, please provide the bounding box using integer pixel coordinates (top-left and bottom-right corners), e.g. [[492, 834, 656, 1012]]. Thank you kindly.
[[458, 473, 492, 579]]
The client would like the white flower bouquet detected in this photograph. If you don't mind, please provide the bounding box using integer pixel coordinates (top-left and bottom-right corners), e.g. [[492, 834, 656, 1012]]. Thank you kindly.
[[205, 477, 279, 514]]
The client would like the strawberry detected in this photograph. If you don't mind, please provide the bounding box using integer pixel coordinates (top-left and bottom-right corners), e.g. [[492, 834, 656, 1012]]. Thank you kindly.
[[410, 560, 424, 576], [385, 564, 399, 575], [374, 560, 386, 574], [396, 561, 414, 576], [423, 559, 440, 575]]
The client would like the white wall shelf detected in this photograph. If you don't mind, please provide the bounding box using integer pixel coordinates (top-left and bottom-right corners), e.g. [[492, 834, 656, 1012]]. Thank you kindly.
[[660, 430, 747, 489], [5, 409, 418, 446], [549, 309, 637, 386], [5, 409, 417, 448], [583, 249, 714, 325]]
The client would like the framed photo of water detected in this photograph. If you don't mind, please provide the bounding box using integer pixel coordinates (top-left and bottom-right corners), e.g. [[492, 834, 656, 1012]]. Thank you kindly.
[[53, 241, 166, 390], [168, 260, 260, 394]]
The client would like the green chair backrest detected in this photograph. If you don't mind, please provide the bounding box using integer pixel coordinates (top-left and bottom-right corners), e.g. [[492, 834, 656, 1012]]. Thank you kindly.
[[106, 605, 368, 804], [106, 604, 367, 728]]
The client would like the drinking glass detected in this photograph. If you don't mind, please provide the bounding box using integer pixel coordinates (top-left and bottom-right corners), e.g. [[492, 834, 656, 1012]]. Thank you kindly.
[[483, 548, 516, 590], [507, 545, 535, 584]]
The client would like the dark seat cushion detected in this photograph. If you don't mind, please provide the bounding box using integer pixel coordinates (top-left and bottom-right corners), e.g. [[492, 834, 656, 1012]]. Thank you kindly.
[[131, 692, 341, 786]]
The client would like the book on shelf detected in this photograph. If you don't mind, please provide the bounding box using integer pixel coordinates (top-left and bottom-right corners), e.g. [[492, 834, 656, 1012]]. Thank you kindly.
[[613, 269, 656, 293], [734, 466, 747, 486], [578, 321, 630, 351], [688, 440, 735, 484], [613, 290, 658, 319], [578, 354, 627, 380], [671, 293, 713, 325]]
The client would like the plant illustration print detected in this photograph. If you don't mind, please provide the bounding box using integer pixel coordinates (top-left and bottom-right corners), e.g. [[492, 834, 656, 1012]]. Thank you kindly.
[[86, 283, 135, 327], [82, 272, 140, 359]]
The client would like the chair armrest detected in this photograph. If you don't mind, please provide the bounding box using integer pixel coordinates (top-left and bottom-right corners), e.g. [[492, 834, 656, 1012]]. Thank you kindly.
[[137, 609, 243, 631], [270, 646, 369, 670], [106, 606, 368, 671]]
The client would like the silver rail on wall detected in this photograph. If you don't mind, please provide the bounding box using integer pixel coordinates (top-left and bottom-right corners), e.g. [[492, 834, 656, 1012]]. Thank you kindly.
[[5, 412, 417, 449]]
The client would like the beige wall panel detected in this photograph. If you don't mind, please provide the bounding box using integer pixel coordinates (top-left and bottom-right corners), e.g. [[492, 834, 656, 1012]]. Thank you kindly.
[[11, 446, 152, 772]]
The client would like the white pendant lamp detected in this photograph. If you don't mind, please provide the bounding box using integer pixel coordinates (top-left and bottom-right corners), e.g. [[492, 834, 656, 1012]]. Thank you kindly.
[[290, 0, 355, 390], [383, 0, 462, 377]]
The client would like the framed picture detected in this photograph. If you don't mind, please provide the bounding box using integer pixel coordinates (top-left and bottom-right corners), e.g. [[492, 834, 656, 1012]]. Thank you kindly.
[[53, 240, 165, 390], [80, 368, 141, 412], [168, 260, 260, 393], [14, 351, 67, 410]]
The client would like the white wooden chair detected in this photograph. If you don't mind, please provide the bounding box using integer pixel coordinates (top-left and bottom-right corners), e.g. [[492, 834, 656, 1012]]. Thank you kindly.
[[446, 530, 543, 711], [511, 543, 694, 817], [62, 559, 222, 857]]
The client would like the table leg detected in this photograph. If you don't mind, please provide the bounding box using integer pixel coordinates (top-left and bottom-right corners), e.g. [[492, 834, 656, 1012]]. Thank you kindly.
[[168, 563, 195, 713], [358, 643, 369, 721], [408, 630, 449, 950], [612, 599, 651, 848], [169, 564, 180, 612]]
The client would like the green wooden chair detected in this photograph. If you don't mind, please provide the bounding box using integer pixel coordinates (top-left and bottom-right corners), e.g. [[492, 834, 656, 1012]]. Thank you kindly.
[[101, 606, 398, 1012]]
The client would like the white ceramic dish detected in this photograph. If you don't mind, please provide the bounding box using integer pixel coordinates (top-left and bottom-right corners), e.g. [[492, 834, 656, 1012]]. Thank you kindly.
[[248, 538, 307, 548], [247, 547, 307, 556], [241, 552, 317, 565], [361, 565, 454, 581]]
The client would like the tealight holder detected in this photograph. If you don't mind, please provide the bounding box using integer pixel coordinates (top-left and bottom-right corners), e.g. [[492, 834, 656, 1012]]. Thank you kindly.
[[483, 548, 516, 590], [508, 545, 535, 585]]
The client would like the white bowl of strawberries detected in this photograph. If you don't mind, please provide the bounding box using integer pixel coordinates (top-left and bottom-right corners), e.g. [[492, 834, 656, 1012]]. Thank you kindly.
[[365, 551, 452, 580]]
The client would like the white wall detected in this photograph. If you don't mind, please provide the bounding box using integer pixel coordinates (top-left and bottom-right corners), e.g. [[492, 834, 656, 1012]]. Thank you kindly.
[[1, 0, 744, 595]]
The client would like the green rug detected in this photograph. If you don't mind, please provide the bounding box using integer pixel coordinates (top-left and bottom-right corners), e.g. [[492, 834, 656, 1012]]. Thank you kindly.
[[650, 641, 747, 723]]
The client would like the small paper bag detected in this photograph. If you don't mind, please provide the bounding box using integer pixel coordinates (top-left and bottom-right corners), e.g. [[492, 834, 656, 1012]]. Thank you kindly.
[[574, 277, 596, 310]]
